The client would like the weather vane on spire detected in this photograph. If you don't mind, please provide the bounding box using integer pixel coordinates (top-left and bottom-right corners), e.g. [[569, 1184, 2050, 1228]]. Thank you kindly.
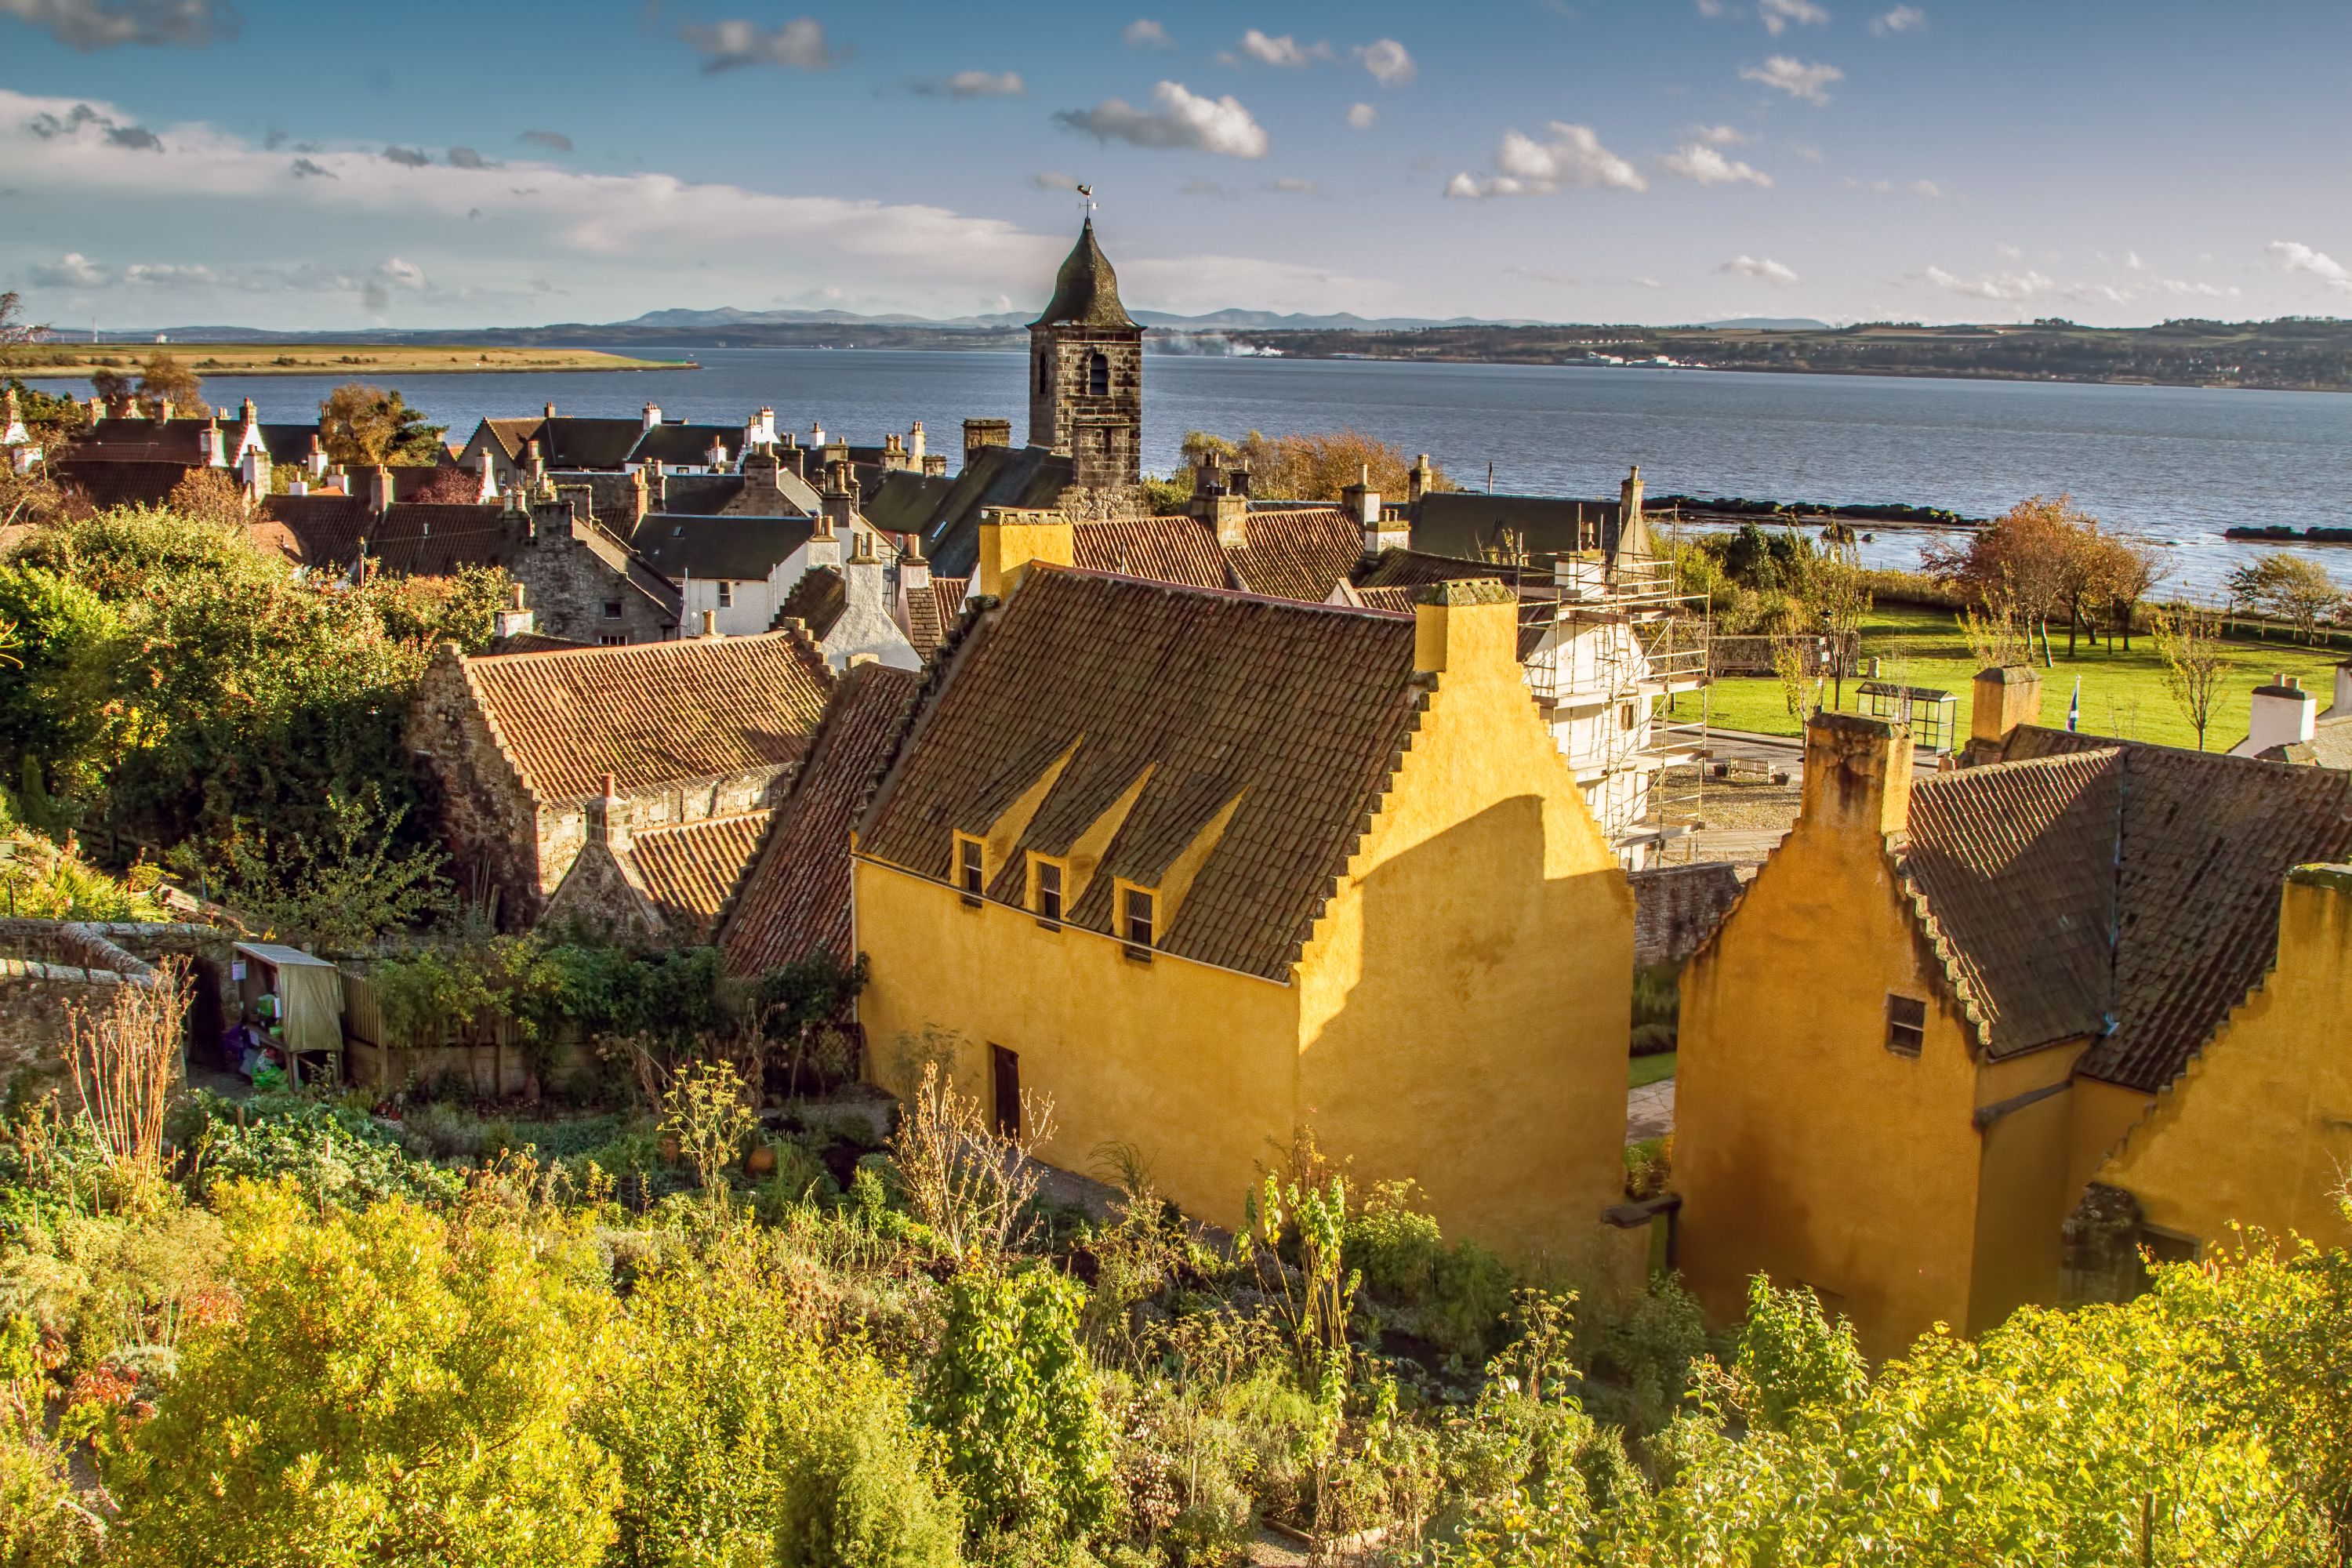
[[1076, 183, 1097, 220]]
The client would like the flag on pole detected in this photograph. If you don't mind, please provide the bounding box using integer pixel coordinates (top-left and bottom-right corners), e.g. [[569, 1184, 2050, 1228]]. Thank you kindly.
[[2067, 677, 2082, 732]]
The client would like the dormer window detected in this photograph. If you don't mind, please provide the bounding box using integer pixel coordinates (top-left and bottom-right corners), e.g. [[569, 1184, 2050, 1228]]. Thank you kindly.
[[1122, 885, 1156, 947], [955, 834, 985, 896], [1029, 855, 1065, 924]]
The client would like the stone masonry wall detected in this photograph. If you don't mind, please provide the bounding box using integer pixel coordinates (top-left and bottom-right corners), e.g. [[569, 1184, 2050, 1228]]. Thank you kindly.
[[0, 921, 238, 1097], [1627, 862, 1746, 969]]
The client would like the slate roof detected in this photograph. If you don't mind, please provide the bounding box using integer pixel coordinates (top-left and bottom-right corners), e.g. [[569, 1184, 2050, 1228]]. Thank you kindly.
[[257, 495, 507, 575], [49, 457, 195, 510], [858, 567, 1426, 980], [56, 417, 211, 464], [719, 662, 925, 974], [633, 423, 739, 468], [2270, 713, 2352, 771], [1353, 546, 1521, 591], [478, 416, 644, 469], [1895, 729, 2352, 1089], [457, 629, 834, 804], [862, 471, 957, 535], [1032, 220, 1141, 331], [1410, 492, 1646, 564], [879, 443, 1076, 575], [630, 811, 775, 942], [631, 515, 816, 581]]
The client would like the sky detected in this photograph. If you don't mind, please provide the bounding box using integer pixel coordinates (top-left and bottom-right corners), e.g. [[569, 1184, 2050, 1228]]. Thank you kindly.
[[5, 0, 2352, 332]]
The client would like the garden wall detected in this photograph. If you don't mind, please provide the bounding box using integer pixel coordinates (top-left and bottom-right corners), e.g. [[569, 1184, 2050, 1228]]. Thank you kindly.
[[0, 920, 238, 1094]]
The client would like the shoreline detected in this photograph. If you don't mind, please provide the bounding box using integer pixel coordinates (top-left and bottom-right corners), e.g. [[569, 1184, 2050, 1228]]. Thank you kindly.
[[12, 347, 697, 379]]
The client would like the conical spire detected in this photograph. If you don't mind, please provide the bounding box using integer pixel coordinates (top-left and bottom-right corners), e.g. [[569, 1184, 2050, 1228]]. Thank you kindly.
[[1029, 219, 1138, 330]]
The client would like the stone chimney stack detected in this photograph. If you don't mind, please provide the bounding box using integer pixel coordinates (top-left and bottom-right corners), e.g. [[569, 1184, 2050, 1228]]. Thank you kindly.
[[200, 415, 225, 467], [898, 529, 931, 594], [922, 452, 948, 477], [1621, 464, 1645, 525], [526, 439, 546, 490], [1409, 452, 1435, 506], [2247, 673, 2318, 756], [307, 436, 330, 481], [642, 402, 662, 432], [544, 401, 557, 420], [1969, 666, 2043, 755], [493, 583, 535, 641], [909, 420, 925, 465], [1801, 711, 1913, 839], [366, 465, 394, 516], [586, 773, 629, 855], [475, 451, 499, 503], [2333, 661, 2352, 719], [963, 418, 1011, 465], [809, 419, 826, 450], [239, 447, 272, 502], [706, 434, 730, 472], [1345, 464, 1406, 557], [630, 464, 652, 527], [821, 466, 858, 535], [1413, 579, 1521, 682]]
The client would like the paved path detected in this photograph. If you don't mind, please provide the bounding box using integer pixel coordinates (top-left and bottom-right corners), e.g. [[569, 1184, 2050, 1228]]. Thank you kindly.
[[1626, 1079, 1675, 1144]]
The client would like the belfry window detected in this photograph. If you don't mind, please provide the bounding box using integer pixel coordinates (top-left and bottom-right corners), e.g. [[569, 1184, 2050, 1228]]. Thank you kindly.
[[1036, 354, 1050, 394], [1088, 352, 1109, 397]]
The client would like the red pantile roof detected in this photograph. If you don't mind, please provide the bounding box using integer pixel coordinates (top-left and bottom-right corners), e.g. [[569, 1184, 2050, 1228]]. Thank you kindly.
[[1896, 729, 2352, 1088], [630, 811, 774, 942], [858, 567, 1427, 980], [719, 662, 924, 974], [459, 629, 834, 804], [1225, 506, 1362, 601], [1074, 517, 1234, 590]]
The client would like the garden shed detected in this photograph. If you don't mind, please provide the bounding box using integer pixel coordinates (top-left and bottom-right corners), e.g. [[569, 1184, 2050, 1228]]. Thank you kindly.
[[233, 942, 343, 1087]]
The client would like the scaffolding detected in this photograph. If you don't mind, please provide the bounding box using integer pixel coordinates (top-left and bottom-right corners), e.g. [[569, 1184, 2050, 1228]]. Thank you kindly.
[[1504, 543, 1713, 866]]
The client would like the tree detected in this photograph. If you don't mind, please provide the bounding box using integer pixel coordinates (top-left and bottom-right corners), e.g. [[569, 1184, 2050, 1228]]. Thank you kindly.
[[165, 467, 248, 528], [1922, 495, 2096, 666], [175, 788, 452, 954], [401, 463, 483, 504], [93, 353, 202, 419], [2228, 553, 2344, 645], [318, 383, 448, 466], [101, 1182, 621, 1568], [1802, 535, 1871, 707], [2151, 605, 2232, 750], [1178, 427, 1449, 503], [2107, 538, 2167, 652]]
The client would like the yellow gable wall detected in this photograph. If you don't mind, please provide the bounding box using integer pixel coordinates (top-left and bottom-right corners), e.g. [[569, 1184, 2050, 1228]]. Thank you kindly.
[[2096, 868, 2352, 1253], [1676, 815, 1991, 1361], [854, 857, 1301, 1234], [1294, 626, 1632, 1274], [1966, 1042, 2089, 1335]]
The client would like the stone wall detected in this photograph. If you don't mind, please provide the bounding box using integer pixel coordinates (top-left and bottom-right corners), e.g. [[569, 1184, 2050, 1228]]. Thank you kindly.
[[0, 921, 238, 1095], [504, 504, 675, 646]]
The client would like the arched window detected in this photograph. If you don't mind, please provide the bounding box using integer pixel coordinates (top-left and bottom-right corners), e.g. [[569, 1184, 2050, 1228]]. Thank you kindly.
[[1088, 351, 1109, 397]]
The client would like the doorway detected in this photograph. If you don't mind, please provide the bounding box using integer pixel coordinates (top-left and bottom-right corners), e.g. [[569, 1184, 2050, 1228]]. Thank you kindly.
[[989, 1045, 1020, 1139]]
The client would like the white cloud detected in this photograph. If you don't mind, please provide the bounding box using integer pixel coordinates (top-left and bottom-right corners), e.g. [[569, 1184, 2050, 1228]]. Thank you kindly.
[[1870, 5, 1926, 34], [2268, 240, 2352, 292], [1054, 81, 1269, 158], [1448, 122, 1646, 198], [1122, 17, 1170, 49], [0, 0, 238, 50], [1356, 38, 1416, 87], [1032, 171, 1079, 190], [1238, 28, 1326, 66], [1270, 176, 1318, 194], [518, 129, 572, 153], [1759, 0, 1830, 36], [1925, 265, 2055, 300], [678, 16, 838, 73], [1690, 124, 1753, 146], [1910, 179, 1941, 196], [1741, 55, 1843, 103], [909, 69, 1025, 98], [1720, 255, 1799, 285], [1695, 0, 1730, 15], [1661, 143, 1773, 187], [1346, 102, 1377, 130], [28, 251, 107, 286], [1788, 141, 1823, 163]]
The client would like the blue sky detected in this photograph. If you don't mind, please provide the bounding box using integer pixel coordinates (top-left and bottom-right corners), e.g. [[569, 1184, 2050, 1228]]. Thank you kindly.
[[5, 0, 2350, 329]]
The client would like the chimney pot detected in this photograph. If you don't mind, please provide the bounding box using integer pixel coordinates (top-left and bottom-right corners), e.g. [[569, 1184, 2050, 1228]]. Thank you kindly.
[[702, 608, 718, 637], [1802, 710, 1914, 839], [2249, 673, 2318, 755]]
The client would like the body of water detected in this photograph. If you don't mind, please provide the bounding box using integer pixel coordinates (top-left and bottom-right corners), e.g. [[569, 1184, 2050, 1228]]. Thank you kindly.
[[33, 348, 2352, 598]]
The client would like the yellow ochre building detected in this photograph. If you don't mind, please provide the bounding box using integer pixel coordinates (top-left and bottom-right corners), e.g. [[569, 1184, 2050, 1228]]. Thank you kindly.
[[1675, 681, 2352, 1358], [849, 532, 1635, 1267]]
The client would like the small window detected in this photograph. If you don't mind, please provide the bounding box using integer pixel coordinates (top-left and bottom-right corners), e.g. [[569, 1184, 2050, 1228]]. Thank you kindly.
[[1031, 857, 1064, 923], [599, 633, 628, 647], [717, 581, 734, 608], [1036, 354, 1050, 395], [1886, 993, 1926, 1057], [956, 836, 985, 895], [602, 600, 623, 619], [1087, 351, 1109, 397], [1619, 702, 1637, 729], [1123, 886, 1155, 947]]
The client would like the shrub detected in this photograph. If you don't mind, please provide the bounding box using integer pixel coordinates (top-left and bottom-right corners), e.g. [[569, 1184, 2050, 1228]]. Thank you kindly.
[[1345, 1180, 1517, 1363], [777, 1357, 965, 1568], [920, 1267, 1114, 1543], [178, 1091, 462, 1208]]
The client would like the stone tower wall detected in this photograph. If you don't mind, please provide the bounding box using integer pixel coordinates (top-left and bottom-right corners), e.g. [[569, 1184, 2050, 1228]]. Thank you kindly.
[[1027, 325, 1143, 491]]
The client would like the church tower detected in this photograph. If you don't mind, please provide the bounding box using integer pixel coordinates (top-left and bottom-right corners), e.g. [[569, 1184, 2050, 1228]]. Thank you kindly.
[[1028, 219, 1143, 492]]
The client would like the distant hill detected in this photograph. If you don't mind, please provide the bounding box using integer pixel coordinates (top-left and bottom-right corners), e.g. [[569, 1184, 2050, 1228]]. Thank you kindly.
[[1693, 318, 1834, 331]]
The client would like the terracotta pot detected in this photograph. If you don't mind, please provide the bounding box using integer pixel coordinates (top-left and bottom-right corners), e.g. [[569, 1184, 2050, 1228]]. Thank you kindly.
[[746, 1142, 777, 1177]]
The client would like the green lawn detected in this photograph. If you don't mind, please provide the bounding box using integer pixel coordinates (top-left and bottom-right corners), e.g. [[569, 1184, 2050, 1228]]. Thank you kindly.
[[1630, 1051, 1678, 1089], [1699, 605, 2347, 753]]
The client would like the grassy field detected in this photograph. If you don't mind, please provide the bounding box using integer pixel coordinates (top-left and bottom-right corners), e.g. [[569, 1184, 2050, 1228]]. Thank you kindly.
[[1702, 605, 2346, 752], [1630, 1051, 1678, 1089], [11, 343, 692, 377]]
